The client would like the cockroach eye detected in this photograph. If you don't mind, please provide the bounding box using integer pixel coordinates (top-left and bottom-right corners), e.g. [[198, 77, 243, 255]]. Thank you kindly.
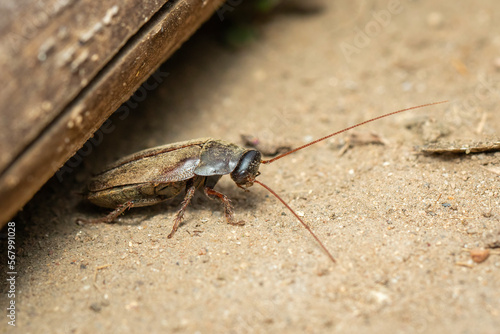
[[230, 150, 261, 188]]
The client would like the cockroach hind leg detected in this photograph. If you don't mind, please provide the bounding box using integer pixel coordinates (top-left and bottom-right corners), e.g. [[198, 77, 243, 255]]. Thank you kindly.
[[204, 187, 245, 227], [168, 184, 197, 239], [76, 200, 135, 225]]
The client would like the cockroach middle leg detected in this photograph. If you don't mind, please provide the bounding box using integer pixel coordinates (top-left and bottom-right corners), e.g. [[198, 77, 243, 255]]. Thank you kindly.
[[78, 200, 135, 225], [204, 187, 245, 227], [168, 184, 197, 239]]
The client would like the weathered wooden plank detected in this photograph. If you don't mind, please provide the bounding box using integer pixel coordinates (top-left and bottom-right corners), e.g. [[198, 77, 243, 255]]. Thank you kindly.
[[0, 0, 225, 227], [0, 0, 164, 170]]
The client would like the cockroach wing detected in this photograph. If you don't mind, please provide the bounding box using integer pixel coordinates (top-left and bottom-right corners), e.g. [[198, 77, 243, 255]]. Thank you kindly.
[[88, 138, 211, 192], [194, 139, 248, 176]]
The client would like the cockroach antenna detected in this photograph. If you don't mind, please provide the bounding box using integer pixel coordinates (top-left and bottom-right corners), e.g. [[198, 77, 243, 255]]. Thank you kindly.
[[254, 179, 337, 263], [256, 101, 448, 263], [261, 101, 448, 164]]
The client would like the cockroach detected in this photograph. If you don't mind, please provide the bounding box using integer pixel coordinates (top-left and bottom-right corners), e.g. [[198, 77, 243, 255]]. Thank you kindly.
[[81, 101, 447, 263]]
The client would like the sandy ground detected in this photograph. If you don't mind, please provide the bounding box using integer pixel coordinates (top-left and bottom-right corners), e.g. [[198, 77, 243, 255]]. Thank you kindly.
[[2, 0, 500, 333]]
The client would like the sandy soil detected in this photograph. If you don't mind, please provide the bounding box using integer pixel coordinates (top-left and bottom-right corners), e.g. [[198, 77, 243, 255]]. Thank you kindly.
[[2, 0, 500, 333]]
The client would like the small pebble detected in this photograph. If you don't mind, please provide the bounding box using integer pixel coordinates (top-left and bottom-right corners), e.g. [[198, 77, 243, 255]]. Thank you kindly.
[[470, 249, 490, 263]]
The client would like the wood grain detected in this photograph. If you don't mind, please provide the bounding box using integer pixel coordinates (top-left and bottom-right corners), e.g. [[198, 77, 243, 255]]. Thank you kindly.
[[0, 0, 225, 227]]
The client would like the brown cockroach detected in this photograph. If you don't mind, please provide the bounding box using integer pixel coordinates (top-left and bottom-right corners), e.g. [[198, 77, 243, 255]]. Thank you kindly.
[[82, 101, 447, 263]]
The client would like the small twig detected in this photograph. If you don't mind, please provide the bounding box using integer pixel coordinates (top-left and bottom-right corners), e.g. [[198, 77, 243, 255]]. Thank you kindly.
[[434, 193, 442, 206], [94, 264, 112, 282], [455, 262, 474, 268]]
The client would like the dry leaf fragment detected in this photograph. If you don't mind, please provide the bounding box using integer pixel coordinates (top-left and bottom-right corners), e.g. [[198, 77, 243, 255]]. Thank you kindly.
[[338, 131, 387, 156], [419, 140, 500, 154], [240, 134, 292, 157]]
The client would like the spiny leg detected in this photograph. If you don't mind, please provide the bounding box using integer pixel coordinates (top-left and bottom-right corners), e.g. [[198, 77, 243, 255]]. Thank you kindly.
[[204, 187, 244, 226], [77, 200, 135, 224], [167, 183, 197, 239]]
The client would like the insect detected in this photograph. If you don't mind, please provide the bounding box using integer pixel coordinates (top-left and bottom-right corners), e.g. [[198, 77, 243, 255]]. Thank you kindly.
[[81, 101, 447, 263]]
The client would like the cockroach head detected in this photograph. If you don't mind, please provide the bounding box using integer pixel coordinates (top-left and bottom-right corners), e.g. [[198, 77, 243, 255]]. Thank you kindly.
[[231, 150, 261, 189]]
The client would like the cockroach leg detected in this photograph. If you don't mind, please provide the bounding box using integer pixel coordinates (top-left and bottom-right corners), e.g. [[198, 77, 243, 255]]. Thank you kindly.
[[168, 184, 197, 239], [77, 200, 135, 225], [204, 187, 245, 227]]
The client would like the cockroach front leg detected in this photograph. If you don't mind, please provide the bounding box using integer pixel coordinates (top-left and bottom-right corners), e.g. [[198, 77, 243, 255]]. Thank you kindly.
[[167, 183, 197, 239], [204, 187, 245, 227], [77, 200, 135, 225]]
